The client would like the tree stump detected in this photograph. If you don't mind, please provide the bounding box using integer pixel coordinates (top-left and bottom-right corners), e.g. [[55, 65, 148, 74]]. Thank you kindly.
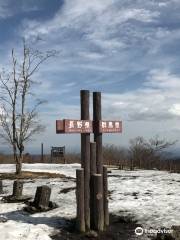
[[2, 180, 31, 203], [33, 186, 51, 210], [24, 185, 57, 213], [0, 180, 3, 194], [13, 181, 23, 198]]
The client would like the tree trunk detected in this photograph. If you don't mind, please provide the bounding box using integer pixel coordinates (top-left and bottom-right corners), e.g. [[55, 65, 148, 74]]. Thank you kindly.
[[16, 152, 23, 175], [16, 162, 22, 175], [13, 144, 18, 173], [130, 158, 134, 170]]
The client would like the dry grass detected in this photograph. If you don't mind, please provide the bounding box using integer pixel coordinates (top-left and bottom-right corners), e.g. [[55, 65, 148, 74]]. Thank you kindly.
[[0, 171, 66, 180]]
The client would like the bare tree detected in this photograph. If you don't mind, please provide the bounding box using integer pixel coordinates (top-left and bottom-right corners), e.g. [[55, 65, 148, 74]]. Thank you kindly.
[[0, 40, 56, 174], [148, 135, 177, 152], [147, 135, 177, 169], [129, 137, 149, 170], [129, 136, 177, 170], [103, 144, 128, 168]]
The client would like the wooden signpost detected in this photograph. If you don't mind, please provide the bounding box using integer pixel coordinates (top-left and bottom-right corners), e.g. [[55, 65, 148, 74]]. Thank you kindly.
[[56, 119, 122, 134], [56, 90, 122, 232], [56, 119, 92, 133]]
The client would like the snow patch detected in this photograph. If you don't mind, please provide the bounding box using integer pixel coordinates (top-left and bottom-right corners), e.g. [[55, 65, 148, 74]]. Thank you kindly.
[[0, 164, 179, 240]]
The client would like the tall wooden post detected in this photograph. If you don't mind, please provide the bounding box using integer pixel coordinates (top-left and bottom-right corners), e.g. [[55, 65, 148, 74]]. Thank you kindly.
[[93, 91, 104, 230], [80, 90, 90, 230], [90, 142, 97, 176], [76, 169, 85, 232], [93, 92, 103, 174]]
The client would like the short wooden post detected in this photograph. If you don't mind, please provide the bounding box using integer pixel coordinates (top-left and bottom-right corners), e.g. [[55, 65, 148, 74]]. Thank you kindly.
[[92, 174, 104, 231], [76, 169, 85, 232], [34, 186, 51, 209], [13, 181, 23, 198], [103, 166, 109, 228], [0, 180, 3, 194], [90, 142, 96, 228], [81, 90, 90, 230]]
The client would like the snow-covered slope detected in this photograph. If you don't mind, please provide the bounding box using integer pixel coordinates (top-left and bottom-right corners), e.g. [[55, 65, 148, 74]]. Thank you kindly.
[[0, 164, 179, 240]]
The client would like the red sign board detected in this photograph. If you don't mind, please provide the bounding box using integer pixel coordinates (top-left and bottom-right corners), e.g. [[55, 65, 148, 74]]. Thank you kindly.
[[95, 120, 122, 133], [56, 119, 122, 134], [56, 119, 93, 133]]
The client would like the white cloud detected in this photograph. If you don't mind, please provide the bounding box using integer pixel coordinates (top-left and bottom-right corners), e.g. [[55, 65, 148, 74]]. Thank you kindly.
[[0, 2, 11, 19], [0, 1, 41, 19], [102, 69, 180, 121], [21, 0, 159, 51], [145, 69, 180, 89], [16, 0, 175, 80], [2, 0, 180, 149], [78, 51, 104, 60], [169, 104, 180, 116]]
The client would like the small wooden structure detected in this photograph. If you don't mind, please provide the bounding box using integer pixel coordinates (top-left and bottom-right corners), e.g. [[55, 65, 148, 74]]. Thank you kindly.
[[51, 146, 65, 163]]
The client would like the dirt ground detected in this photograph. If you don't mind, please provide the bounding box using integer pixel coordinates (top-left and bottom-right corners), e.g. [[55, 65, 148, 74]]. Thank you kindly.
[[0, 171, 69, 180], [51, 214, 146, 240]]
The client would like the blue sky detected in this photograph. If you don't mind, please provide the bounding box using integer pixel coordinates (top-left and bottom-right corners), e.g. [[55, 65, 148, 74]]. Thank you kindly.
[[1, 0, 180, 154]]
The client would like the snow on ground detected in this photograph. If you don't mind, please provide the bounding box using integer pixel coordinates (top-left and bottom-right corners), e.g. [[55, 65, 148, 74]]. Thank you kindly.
[[0, 163, 80, 178], [108, 169, 180, 228], [0, 163, 180, 240]]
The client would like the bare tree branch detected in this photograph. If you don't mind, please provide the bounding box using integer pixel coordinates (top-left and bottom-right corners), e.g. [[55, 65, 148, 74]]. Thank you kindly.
[[0, 40, 55, 174]]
